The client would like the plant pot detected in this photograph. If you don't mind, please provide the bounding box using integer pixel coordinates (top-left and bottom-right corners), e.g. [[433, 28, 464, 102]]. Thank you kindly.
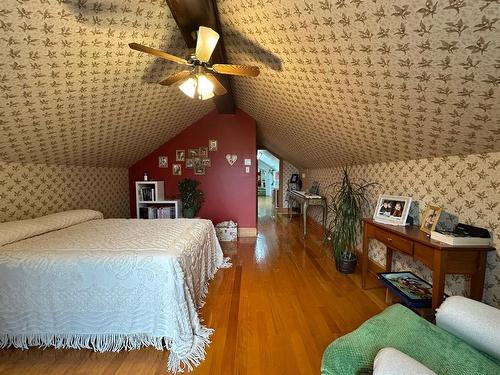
[[183, 207, 196, 218], [336, 255, 357, 274]]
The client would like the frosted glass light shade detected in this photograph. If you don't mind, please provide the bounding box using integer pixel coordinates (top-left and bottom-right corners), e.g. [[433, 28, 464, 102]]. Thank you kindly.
[[195, 26, 220, 62], [179, 77, 196, 98]]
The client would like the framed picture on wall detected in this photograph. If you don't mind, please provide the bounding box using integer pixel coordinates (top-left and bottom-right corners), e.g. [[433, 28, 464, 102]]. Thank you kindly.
[[373, 195, 412, 226], [202, 158, 211, 167], [199, 146, 208, 158], [208, 139, 218, 151], [172, 164, 182, 176], [194, 166, 205, 175], [188, 148, 198, 158], [185, 158, 194, 169], [420, 205, 442, 234], [176, 150, 185, 162], [158, 156, 168, 168], [193, 157, 202, 168]]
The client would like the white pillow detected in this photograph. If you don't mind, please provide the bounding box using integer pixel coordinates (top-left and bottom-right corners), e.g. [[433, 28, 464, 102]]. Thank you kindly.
[[0, 209, 103, 246], [373, 348, 436, 375], [436, 296, 500, 360]]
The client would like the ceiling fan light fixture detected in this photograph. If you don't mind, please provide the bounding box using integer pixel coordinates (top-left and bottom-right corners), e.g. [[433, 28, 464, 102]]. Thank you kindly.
[[178, 74, 215, 100]]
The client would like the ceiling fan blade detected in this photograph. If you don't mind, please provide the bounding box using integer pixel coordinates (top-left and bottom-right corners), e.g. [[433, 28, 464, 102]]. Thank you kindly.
[[159, 70, 193, 86], [212, 64, 260, 77], [129, 43, 188, 65], [195, 26, 220, 62], [205, 74, 227, 96]]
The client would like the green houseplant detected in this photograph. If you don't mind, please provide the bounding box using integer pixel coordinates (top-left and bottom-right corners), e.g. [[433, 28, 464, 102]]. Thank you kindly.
[[327, 167, 376, 274], [177, 178, 204, 218]]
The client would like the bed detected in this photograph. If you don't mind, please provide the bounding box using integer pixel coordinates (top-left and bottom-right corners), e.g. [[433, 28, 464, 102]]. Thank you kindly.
[[0, 209, 230, 373]]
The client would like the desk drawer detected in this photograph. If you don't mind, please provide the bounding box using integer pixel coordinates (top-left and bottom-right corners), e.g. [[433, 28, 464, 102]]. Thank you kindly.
[[375, 230, 413, 255]]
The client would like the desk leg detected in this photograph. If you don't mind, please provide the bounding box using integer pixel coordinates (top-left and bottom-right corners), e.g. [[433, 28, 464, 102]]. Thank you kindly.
[[432, 251, 447, 311], [385, 247, 393, 272], [303, 201, 308, 237], [322, 203, 327, 240], [470, 251, 487, 301], [288, 199, 292, 221], [362, 231, 369, 289]]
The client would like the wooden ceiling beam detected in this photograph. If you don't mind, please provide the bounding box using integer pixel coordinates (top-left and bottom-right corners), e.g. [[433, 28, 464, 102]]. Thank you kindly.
[[165, 0, 235, 114]]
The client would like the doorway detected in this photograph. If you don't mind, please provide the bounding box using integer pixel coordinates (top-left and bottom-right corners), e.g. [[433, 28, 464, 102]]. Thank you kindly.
[[257, 149, 280, 219]]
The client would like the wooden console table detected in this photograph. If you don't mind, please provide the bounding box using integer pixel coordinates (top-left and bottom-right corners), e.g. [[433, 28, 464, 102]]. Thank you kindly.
[[361, 218, 495, 310]]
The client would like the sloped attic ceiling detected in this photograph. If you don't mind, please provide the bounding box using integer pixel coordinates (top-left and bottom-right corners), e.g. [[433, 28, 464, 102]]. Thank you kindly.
[[0, 0, 213, 167], [218, 0, 500, 168]]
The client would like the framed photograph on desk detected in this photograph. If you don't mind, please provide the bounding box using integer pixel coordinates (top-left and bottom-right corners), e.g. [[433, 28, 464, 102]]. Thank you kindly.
[[373, 195, 412, 226]]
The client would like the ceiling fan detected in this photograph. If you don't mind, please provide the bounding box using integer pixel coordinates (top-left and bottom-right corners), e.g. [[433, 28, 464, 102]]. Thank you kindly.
[[129, 26, 260, 100]]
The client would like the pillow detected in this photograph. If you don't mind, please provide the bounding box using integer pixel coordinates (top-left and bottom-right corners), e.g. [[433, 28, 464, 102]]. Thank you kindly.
[[0, 209, 103, 246], [373, 348, 437, 375], [436, 296, 500, 360]]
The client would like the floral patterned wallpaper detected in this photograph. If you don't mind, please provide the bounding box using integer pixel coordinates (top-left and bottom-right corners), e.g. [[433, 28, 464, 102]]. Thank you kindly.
[[0, 161, 129, 222], [305, 151, 500, 307], [0, 0, 213, 167], [218, 0, 500, 168], [283, 160, 300, 208]]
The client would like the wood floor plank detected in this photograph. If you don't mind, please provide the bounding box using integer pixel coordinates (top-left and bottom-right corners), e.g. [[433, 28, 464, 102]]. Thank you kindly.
[[0, 197, 386, 374]]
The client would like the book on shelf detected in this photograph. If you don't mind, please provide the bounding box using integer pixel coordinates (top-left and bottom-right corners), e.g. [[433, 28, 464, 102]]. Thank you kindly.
[[140, 187, 155, 201], [139, 206, 176, 219]]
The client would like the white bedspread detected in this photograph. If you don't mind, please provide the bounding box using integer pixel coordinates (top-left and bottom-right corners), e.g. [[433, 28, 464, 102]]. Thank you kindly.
[[0, 217, 229, 373]]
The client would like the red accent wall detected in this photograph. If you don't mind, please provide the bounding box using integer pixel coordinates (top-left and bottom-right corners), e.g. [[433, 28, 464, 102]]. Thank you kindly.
[[128, 109, 257, 228]]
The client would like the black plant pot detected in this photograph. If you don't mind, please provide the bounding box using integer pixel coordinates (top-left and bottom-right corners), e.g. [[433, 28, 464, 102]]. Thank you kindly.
[[336, 255, 357, 274]]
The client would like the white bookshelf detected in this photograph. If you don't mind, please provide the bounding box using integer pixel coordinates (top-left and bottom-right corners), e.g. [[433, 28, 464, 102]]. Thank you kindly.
[[135, 181, 182, 219]]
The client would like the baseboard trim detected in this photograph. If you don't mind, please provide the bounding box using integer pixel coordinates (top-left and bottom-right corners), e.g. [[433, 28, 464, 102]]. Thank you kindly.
[[238, 227, 257, 237]]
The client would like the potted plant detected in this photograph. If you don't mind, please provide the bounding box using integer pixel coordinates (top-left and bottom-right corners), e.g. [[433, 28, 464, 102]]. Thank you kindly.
[[327, 167, 376, 274], [177, 178, 204, 218]]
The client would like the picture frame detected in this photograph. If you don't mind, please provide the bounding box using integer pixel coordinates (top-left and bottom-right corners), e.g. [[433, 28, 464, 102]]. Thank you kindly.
[[201, 158, 211, 167], [199, 146, 208, 158], [185, 158, 194, 169], [188, 148, 198, 158], [194, 166, 205, 175], [172, 164, 182, 176], [176, 150, 185, 162], [208, 139, 218, 151], [158, 156, 168, 168], [420, 205, 442, 234], [193, 157, 202, 168], [373, 195, 412, 226]]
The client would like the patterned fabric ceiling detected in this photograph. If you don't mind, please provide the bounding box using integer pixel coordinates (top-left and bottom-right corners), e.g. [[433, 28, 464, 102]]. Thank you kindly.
[[218, 0, 500, 168], [0, 0, 213, 167], [1, 0, 499, 168]]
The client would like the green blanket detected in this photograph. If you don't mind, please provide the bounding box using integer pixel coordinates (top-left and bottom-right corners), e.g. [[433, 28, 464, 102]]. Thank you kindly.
[[321, 304, 500, 375]]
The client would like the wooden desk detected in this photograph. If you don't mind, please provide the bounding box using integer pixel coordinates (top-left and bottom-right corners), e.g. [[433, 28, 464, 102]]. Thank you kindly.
[[287, 190, 327, 237], [361, 218, 495, 310]]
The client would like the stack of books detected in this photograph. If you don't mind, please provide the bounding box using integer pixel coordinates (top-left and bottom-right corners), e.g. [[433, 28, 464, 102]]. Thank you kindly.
[[431, 223, 491, 246], [139, 187, 155, 201]]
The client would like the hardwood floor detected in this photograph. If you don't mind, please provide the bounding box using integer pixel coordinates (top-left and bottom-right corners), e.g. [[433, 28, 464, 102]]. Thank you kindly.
[[0, 198, 386, 374]]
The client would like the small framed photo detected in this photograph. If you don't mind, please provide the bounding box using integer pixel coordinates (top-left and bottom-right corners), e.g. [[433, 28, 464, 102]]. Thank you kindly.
[[172, 164, 182, 176], [185, 158, 194, 169], [193, 157, 202, 168], [158, 156, 168, 168], [194, 166, 205, 175], [188, 148, 198, 158], [202, 158, 211, 167], [176, 150, 185, 162], [199, 146, 208, 158], [208, 139, 218, 151], [420, 205, 442, 234], [373, 195, 412, 226]]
